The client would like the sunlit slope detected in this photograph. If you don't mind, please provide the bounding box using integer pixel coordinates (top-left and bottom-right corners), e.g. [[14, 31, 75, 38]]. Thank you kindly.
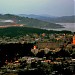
[[0, 14, 64, 28]]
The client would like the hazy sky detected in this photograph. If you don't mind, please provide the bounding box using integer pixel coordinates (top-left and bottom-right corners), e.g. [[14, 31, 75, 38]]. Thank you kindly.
[[0, 0, 74, 16]]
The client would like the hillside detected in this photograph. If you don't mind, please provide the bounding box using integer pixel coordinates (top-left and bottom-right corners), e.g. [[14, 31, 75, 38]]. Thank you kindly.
[[0, 14, 64, 29], [19, 14, 75, 23], [0, 27, 72, 37]]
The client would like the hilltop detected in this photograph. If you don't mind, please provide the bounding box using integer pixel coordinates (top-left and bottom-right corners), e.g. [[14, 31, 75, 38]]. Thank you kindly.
[[0, 14, 63, 29]]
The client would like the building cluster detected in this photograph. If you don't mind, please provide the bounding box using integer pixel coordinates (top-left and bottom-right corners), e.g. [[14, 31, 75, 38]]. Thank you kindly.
[[0, 33, 75, 75]]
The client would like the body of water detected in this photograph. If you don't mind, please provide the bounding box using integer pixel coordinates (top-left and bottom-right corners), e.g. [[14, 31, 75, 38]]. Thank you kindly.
[[47, 23, 75, 32]]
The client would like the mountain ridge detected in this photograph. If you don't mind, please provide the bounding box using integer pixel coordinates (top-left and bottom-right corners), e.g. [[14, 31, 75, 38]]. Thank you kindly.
[[18, 14, 75, 23]]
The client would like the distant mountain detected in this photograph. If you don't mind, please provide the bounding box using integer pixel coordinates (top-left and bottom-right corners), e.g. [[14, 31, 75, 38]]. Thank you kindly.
[[49, 16, 75, 23], [38, 14, 56, 18], [19, 14, 56, 18], [19, 14, 75, 23], [19, 14, 40, 18], [0, 14, 64, 29]]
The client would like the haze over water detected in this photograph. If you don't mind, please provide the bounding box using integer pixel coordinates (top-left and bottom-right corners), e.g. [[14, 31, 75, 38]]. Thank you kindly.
[[47, 23, 75, 32]]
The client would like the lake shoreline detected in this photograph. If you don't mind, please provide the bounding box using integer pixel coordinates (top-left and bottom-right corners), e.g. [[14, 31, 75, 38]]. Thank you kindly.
[[45, 23, 75, 32]]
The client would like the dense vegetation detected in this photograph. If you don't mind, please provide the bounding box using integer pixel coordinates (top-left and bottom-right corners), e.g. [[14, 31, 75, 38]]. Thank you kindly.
[[0, 14, 63, 28], [0, 27, 72, 37]]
